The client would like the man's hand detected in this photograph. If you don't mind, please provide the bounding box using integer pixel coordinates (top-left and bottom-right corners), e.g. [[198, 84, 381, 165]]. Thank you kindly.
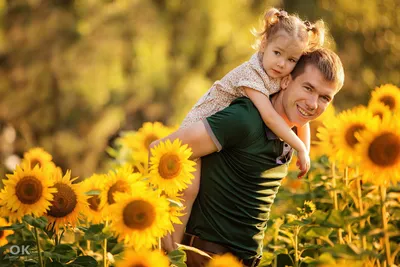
[[296, 150, 310, 179]]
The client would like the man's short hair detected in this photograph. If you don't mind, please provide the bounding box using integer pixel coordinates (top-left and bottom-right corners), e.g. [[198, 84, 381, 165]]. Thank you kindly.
[[291, 48, 345, 91]]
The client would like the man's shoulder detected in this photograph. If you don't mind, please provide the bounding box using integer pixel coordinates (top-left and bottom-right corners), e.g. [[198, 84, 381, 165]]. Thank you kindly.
[[229, 97, 260, 116]]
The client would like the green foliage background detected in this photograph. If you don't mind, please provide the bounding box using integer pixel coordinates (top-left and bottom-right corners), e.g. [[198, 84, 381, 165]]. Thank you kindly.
[[0, 0, 398, 178]]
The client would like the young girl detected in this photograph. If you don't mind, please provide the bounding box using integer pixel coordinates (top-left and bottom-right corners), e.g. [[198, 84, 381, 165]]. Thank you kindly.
[[174, 8, 326, 245]]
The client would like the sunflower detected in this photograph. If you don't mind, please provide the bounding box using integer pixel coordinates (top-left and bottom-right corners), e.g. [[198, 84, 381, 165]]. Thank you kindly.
[[0, 163, 57, 222], [309, 104, 336, 160], [20, 147, 57, 171], [99, 165, 144, 217], [368, 84, 400, 114], [81, 174, 106, 224], [315, 117, 339, 163], [332, 106, 379, 166], [109, 187, 172, 249], [45, 170, 88, 232], [367, 101, 392, 121], [115, 249, 170, 267], [355, 114, 400, 186], [206, 253, 242, 267], [119, 122, 173, 164], [0, 217, 14, 247], [149, 139, 196, 196]]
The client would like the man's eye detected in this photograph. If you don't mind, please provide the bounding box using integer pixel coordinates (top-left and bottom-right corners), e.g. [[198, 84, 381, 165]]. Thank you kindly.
[[304, 87, 311, 91]]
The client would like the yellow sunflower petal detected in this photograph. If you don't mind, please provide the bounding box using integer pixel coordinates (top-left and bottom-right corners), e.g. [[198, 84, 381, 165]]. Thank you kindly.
[[332, 106, 379, 166], [368, 84, 400, 114], [0, 163, 57, 222], [45, 170, 89, 232], [149, 139, 196, 196], [206, 253, 242, 267], [115, 249, 170, 267], [0, 217, 14, 247], [309, 104, 336, 160], [81, 174, 106, 224], [99, 165, 145, 217], [109, 187, 173, 250], [355, 114, 400, 185], [20, 147, 57, 171]]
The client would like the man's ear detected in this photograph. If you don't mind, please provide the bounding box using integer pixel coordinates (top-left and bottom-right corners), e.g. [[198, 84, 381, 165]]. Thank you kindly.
[[281, 75, 291, 90]]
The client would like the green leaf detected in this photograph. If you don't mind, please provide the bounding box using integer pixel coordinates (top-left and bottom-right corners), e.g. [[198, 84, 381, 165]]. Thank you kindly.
[[85, 190, 100, 196], [0, 223, 25, 231], [83, 224, 112, 241], [301, 256, 316, 264], [304, 227, 332, 238], [43, 244, 76, 263], [168, 249, 187, 267], [167, 198, 184, 208], [324, 210, 344, 228], [67, 256, 98, 267], [46, 261, 64, 267], [23, 215, 48, 230], [273, 247, 288, 256], [258, 251, 275, 266]]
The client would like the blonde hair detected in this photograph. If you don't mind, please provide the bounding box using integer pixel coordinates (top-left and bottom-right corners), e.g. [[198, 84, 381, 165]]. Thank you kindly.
[[253, 8, 326, 53]]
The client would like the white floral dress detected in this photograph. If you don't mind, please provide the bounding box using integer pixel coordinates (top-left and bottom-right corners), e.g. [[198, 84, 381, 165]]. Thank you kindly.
[[181, 52, 282, 128]]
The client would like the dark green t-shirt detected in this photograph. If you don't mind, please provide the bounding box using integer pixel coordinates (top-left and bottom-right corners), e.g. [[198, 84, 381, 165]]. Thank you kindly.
[[186, 97, 293, 260]]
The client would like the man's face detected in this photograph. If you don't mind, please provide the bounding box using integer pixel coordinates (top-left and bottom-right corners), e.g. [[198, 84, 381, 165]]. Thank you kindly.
[[281, 64, 338, 127]]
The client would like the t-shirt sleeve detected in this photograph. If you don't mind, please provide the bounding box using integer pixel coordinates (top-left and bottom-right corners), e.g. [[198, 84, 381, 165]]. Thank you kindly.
[[203, 99, 253, 151]]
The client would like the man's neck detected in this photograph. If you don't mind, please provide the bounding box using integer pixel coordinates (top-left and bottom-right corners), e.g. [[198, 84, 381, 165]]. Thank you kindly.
[[270, 93, 295, 128]]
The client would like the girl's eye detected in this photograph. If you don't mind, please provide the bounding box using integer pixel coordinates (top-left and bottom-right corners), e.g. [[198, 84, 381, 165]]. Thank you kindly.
[[289, 59, 297, 63], [274, 51, 281, 56]]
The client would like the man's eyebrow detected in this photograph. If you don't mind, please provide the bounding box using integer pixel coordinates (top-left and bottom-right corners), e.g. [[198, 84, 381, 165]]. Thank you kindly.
[[303, 82, 315, 89]]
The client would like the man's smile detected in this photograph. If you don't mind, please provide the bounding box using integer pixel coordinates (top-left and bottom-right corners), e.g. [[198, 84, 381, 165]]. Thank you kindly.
[[296, 104, 314, 117]]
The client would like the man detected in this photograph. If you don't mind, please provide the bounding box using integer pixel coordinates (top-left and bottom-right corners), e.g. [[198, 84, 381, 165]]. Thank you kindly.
[[150, 48, 344, 267]]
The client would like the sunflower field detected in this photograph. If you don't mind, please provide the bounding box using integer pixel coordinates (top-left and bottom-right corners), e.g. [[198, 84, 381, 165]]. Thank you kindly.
[[0, 84, 399, 267]]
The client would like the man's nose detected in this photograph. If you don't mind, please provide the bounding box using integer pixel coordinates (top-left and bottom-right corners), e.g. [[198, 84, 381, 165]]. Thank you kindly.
[[306, 94, 318, 110]]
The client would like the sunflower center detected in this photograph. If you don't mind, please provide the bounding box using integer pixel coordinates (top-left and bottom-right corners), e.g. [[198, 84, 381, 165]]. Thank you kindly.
[[30, 159, 42, 168], [158, 153, 182, 179], [47, 183, 78, 218], [379, 95, 395, 110], [129, 265, 146, 267], [0, 230, 4, 238], [107, 181, 130, 205], [15, 176, 43, 205], [345, 124, 365, 148], [368, 132, 400, 167], [123, 200, 156, 230], [144, 134, 159, 150], [88, 195, 101, 211], [373, 111, 383, 120]]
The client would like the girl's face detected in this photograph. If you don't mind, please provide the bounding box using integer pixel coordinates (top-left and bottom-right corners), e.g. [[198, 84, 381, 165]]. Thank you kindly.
[[261, 30, 306, 79]]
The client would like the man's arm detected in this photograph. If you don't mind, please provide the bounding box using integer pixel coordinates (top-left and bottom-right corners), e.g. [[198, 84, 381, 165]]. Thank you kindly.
[[149, 120, 218, 159]]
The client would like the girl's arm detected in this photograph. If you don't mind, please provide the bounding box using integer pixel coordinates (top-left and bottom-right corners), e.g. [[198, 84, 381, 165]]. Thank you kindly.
[[244, 87, 307, 154], [297, 123, 311, 152]]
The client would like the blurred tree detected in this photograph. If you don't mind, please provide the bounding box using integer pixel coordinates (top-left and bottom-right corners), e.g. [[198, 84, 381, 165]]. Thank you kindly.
[[0, 0, 398, 177]]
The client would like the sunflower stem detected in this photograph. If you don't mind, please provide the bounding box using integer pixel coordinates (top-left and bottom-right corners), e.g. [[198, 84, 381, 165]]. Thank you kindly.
[[356, 176, 367, 250], [103, 220, 108, 267], [379, 185, 392, 266], [344, 167, 352, 243], [34, 226, 44, 267], [331, 162, 343, 244]]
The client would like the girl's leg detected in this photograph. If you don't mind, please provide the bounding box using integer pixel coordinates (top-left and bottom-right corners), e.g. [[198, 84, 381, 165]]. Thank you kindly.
[[171, 158, 201, 246]]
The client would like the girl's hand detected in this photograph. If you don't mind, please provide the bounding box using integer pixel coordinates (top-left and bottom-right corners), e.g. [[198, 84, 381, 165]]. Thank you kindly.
[[296, 150, 310, 179]]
